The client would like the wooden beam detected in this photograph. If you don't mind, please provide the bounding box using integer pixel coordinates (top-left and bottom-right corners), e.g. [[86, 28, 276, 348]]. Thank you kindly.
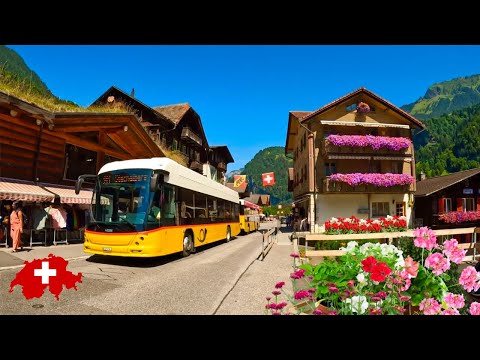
[[53, 124, 125, 133], [51, 130, 130, 160]]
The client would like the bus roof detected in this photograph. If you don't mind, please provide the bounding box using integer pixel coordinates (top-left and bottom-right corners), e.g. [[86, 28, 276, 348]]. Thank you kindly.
[[99, 157, 240, 203]]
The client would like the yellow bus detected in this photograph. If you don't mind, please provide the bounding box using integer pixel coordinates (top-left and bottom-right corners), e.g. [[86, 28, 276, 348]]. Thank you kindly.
[[75, 157, 241, 257], [239, 199, 260, 234]]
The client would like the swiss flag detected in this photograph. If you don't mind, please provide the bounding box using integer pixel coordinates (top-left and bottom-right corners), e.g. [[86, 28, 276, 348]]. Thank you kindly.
[[262, 172, 275, 186], [9, 254, 82, 300]]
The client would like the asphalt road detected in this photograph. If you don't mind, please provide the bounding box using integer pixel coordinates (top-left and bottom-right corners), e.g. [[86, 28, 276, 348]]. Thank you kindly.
[[0, 222, 294, 315]]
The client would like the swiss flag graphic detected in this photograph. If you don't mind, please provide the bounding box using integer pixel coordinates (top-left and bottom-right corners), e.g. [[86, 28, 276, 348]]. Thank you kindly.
[[262, 172, 275, 186], [9, 254, 82, 300]]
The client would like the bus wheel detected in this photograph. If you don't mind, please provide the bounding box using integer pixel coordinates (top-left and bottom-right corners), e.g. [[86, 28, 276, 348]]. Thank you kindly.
[[183, 232, 193, 257], [225, 226, 232, 243]]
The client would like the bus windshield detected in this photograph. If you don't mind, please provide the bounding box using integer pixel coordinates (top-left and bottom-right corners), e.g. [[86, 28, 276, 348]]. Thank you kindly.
[[92, 169, 153, 231]]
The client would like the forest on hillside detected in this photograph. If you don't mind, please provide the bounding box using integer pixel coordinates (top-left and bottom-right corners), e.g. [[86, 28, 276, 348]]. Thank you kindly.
[[414, 103, 480, 177]]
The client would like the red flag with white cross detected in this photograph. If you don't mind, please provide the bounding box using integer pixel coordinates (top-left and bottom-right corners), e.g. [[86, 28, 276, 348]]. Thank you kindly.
[[262, 172, 275, 186]]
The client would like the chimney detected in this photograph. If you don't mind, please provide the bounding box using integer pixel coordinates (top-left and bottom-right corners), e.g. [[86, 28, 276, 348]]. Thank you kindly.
[[419, 171, 426, 181], [131, 88, 135, 97]]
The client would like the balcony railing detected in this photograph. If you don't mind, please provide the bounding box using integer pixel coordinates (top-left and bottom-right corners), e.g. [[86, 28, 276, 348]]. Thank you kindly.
[[321, 139, 412, 157], [181, 127, 202, 147], [189, 159, 204, 172], [322, 177, 413, 193]]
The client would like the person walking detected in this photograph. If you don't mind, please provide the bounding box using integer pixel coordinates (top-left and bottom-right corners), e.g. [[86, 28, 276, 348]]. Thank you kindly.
[[10, 200, 24, 252]]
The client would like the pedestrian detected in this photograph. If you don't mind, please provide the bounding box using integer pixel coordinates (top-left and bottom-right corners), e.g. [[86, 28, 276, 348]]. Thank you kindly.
[[10, 200, 24, 252]]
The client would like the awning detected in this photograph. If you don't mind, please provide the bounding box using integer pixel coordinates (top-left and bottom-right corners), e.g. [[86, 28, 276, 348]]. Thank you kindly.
[[0, 179, 55, 202], [43, 186, 94, 204]]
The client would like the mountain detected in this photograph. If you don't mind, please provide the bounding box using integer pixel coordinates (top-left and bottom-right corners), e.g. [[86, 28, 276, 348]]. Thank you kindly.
[[240, 146, 293, 206], [401, 74, 480, 121], [401, 74, 480, 177], [414, 103, 480, 177], [226, 168, 243, 182], [0, 45, 54, 97]]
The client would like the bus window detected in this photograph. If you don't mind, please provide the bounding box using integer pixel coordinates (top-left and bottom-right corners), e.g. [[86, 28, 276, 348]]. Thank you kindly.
[[161, 184, 176, 226], [146, 191, 161, 230], [179, 187, 194, 225]]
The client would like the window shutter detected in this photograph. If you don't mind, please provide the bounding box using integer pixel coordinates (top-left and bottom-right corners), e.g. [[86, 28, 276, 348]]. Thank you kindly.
[[438, 198, 445, 214], [456, 198, 463, 212], [477, 198, 480, 211]]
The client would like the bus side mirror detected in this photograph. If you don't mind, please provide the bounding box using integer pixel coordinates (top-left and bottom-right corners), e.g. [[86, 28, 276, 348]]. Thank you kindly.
[[75, 178, 84, 195], [76, 174, 97, 194]]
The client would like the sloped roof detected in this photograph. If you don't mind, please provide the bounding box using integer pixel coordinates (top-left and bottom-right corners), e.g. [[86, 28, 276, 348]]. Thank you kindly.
[[90, 86, 173, 127], [290, 111, 311, 119], [226, 182, 248, 194], [210, 145, 234, 163], [153, 103, 191, 125], [301, 87, 425, 129], [415, 167, 480, 197]]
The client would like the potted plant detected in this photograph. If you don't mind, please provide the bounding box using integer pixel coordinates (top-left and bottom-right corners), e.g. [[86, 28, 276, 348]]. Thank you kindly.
[[356, 101, 371, 113]]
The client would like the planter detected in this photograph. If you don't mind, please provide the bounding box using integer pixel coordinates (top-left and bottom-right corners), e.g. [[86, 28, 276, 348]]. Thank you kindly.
[[287, 300, 331, 315]]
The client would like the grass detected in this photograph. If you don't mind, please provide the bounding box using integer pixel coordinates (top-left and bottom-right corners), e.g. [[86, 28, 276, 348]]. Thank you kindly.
[[0, 65, 131, 113]]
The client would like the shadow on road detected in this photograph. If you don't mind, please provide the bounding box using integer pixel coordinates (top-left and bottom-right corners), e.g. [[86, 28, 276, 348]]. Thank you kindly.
[[84, 236, 244, 268]]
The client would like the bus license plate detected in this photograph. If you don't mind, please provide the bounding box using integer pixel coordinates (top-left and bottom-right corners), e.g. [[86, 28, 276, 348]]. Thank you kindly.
[[103, 247, 112, 252]]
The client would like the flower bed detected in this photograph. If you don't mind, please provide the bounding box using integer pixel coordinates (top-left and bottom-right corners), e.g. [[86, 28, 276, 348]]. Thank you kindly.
[[329, 173, 415, 187], [324, 215, 407, 235], [326, 134, 411, 151], [265, 226, 480, 315], [439, 211, 480, 224]]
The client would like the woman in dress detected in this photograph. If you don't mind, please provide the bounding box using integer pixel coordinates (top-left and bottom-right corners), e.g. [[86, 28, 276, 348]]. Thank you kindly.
[[10, 200, 24, 252]]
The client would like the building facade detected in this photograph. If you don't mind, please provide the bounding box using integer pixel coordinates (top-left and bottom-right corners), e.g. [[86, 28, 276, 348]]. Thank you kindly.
[[92, 86, 234, 180], [414, 168, 480, 234], [285, 88, 425, 232]]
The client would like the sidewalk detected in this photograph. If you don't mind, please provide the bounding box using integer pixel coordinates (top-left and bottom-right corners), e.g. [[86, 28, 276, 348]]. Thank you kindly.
[[0, 242, 87, 270], [215, 223, 297, 314]]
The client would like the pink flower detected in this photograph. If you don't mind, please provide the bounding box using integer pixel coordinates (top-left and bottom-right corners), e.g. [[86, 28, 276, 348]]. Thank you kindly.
[[441, 308, 460, 315], [443, 293, 465, 309], [442, 239, 466, 264], [419, 298, 441, 315], [413, 226, 438, 250], [425, 253, 450, 275], [459, 266, 480, 293], [294, 290, 310, 300], [275, 281, 285, 289], [469, 302, 480, 315], [404, 255, 419, 277]]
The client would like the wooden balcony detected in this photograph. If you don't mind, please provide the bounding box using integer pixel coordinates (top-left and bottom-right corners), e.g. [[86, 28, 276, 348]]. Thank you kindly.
[[321, 139, 412, 158], [217, 162, 227, 172], [322, 177, 413, 194], [181, 127, 202, 147], [189, 159, 204, 172]]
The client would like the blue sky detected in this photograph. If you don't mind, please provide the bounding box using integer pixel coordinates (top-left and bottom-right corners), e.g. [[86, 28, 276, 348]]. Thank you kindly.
[[6, 45, 480, 171]]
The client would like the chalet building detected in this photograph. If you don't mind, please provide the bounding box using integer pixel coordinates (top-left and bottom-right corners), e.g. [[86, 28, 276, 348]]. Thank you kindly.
[[414, 168, 480, 239], [226, 182, 250, 198], [243, 194, 270, 207], [285, 88, 425, 232], [92, 87, 234, 180], [0, 90, 163, 245]]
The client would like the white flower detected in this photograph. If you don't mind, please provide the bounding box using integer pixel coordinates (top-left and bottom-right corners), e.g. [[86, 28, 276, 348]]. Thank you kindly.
[[357, 272, 367, 285], [345, 295, 369, 314], [340, 241, 359, 252]]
